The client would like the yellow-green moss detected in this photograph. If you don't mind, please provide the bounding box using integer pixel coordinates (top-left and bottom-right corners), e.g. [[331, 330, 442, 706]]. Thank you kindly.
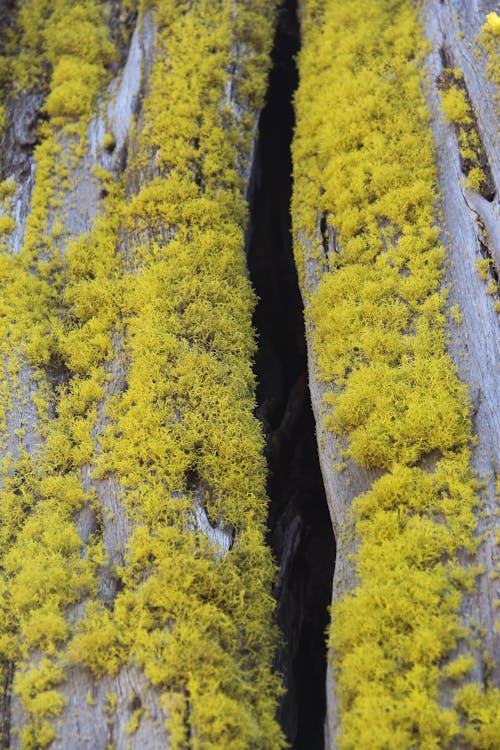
[[475, 257, 499, 301], [8, 0, 114, 102], [101, 132, 116, 152], [450, 303, 462, 325], [476, 258, 493, 280], [442, 83, 471, 125], [3, 180, 126, 744], [455, 683, 500, 749], [292, 1, 500, 747], [0, 214, 16, 235], [484, 11, 500, 37]]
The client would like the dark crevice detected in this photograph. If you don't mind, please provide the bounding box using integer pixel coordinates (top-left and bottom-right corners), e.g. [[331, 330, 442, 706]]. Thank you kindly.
[[0, 3, 44, 181], [478, 234, 499, 284], [0, 89, 45, 182], [1, 660, 12, 750], [105, 1, 138, 72], [439, 43, 454, 70], [246, 2, 335, 748]]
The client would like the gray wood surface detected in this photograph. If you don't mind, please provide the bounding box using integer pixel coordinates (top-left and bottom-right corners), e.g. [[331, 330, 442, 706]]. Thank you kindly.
[[424, 0, 500, 689]]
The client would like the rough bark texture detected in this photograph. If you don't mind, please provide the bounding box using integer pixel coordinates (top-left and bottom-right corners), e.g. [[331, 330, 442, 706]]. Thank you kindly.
[[323, 1, 499, 746], [47, 19, 171, 748]]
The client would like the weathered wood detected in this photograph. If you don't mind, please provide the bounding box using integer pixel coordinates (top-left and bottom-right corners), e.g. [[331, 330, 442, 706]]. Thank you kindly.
[[423, 0, 500, 687]]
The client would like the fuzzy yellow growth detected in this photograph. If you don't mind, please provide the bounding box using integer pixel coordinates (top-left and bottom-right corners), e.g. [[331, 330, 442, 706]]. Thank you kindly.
[[0, 18, 8, 135], [5, 0, 52, 91], [0, 1, 119, 745], [293, 1, 499, 747], [2, 1, 284, 748], [8, 0, 114, 101], [4, 186, 123, 748], [67, 2, 284, 746], [480, 10, 500, 111]]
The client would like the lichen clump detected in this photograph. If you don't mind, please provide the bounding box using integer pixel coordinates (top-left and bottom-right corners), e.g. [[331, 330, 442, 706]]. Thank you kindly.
[[293, 0, 500, 747]]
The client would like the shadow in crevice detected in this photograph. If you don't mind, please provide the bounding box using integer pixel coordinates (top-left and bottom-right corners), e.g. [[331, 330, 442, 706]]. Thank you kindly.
[[246, 2, 336, 747]]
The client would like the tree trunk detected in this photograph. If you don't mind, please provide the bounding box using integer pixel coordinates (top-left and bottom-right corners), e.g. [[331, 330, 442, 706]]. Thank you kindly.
[[2, 0, 500, 749], [292, 1, 500, 748], [0, 2, 284, 748]]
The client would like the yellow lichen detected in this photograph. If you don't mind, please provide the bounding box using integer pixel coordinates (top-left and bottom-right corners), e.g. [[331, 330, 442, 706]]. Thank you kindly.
[[101, 132, 116, 152], [485, 279, 498, 296], [442, 84, 472, 125], [455, 683, 500, 749], [484, 12, 500, 37], [438, 68, 492, 197], [0, 0, 120, 744], [476, 257, 493, 280], [450, 303, 462, 324], [69, 3, 284, 746]]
